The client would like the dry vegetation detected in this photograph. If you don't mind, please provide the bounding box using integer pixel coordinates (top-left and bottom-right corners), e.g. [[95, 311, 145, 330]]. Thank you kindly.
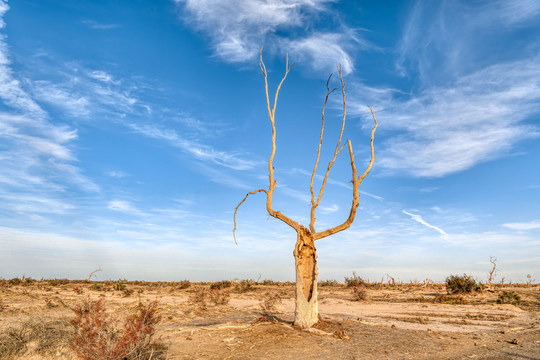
[[0, 276, 539, 359]]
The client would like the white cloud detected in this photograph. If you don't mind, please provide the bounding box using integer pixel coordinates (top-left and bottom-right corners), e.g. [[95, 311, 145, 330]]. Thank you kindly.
[[175, 0, 361, 74], [128, 123, 260, 171], [32, 81, 90, 118], [88, 70, 116, 83], [320, 204, 339, 214], [0, 1, 8, 29], [358, 57, 540, 177], [0, 7, 97, 219], [107, 170, 129, 178], [108, 200, 139, 213], [488, 0, 540, 26], [503, 220, 540, 231], [402, 210, 448, 237], [286, 33, 355, 74]]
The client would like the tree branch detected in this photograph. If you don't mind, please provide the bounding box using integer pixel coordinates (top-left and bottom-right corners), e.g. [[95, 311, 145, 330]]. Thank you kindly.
[[314, 106, 378, 240], [259, 48, 299, 232], [309, 74, 337, 233], [233, 189, 268, 244], [309, 65, 347, 233]]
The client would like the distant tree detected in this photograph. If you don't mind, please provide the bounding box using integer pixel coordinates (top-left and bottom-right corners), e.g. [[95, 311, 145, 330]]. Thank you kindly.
[[234, 49, 377, 329], [487, 256, 498, 288]]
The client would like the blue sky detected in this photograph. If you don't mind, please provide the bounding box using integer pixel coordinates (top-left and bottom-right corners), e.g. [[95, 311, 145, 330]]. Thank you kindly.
[[1, 0, 539, 282]]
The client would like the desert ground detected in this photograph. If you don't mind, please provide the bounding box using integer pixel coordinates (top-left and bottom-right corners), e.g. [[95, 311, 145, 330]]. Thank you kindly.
[[0, 278, 539, 359]]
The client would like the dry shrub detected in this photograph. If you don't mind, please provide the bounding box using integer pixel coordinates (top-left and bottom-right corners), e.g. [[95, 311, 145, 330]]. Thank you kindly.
[[0, 319, 70, 359], [351, 286, 368, 301], [0, 327, 25, 359], [319, 279, 339, 287], [260, 292, 282, 313], [189, 287, 209, 309], [188, 287, 230, 308], [210, 280, 232, 290], [344, 272, 366, 288], [234, 279, 256, 293], [69, 298, 164, 360], [209, 289, 230, 305], [433, 294, 466, 305], [177, 280, 191, 290]]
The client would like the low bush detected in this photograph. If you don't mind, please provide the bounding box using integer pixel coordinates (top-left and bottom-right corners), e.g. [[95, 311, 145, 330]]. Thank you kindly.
[[319, 279, 339, 287], [497, 291, 521, 304], [259, 292, 282, 313], [351, 286, 368, 301], [433, 294, 466, 304], [234, 280, 256, 293], [208, 289, 230, 306], [210, 280, 232, 290], [188, 287, 230, 308], [69, 298, 163, 360], [445, 274, 477, 294], [344, 272, 366, 288], [177, 280, 191, 290], [260, 279, 278, 286], [0, 319, 70, 359]]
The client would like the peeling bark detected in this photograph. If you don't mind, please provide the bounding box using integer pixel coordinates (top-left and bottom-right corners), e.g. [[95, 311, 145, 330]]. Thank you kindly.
[[293, 227, 318, 328]]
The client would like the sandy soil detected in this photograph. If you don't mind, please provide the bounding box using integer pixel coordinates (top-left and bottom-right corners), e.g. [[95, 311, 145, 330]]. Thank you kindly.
[[0, 280, 539, 359]]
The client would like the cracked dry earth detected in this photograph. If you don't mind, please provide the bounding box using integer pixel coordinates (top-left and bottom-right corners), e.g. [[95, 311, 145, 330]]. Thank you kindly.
[[1, 282, 539, 359]]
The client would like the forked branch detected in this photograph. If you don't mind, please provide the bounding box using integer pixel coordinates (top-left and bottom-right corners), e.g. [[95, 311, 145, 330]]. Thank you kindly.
[[233, 51, 377, 244], [233, 49, 299, 243], [314, 106, 378, 240], [309, 65, 347, 233]]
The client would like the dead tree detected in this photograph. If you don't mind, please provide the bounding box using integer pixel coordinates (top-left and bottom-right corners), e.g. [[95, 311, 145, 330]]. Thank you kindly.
[[234, 49, 377, 329], [488, 256, 498, 288]]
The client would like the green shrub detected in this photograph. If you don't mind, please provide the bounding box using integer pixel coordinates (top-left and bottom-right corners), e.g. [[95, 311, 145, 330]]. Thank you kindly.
[[497, 291, 521, 304], [445, 274, 477, 294]]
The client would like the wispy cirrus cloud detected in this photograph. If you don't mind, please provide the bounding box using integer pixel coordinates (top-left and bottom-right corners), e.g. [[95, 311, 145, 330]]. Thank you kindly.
[[348, 1, 540, 178], [26, 57, 259, 174], [174, 0, 362, 74], [503, 220, 540, 231], [402, 210, 448, 237], [374, 58, 540, 177], [128, 123, 260, 171], [0, 4, 97, 219]]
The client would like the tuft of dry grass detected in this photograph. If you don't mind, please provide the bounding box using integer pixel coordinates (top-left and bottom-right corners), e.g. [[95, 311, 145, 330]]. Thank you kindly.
[[0, 318, 71, 359], [260, 291, 282, 313]]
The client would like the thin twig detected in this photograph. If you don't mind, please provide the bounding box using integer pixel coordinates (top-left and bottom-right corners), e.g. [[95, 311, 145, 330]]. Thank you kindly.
[[233, 189, 267, 244]]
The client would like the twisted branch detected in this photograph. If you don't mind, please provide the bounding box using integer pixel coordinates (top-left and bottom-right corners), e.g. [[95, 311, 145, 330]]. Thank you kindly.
[[233, 189, 267, 244]]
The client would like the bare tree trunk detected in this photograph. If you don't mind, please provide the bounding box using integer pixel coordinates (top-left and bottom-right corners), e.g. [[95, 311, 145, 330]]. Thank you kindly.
[[293, 226, 318, 328]]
